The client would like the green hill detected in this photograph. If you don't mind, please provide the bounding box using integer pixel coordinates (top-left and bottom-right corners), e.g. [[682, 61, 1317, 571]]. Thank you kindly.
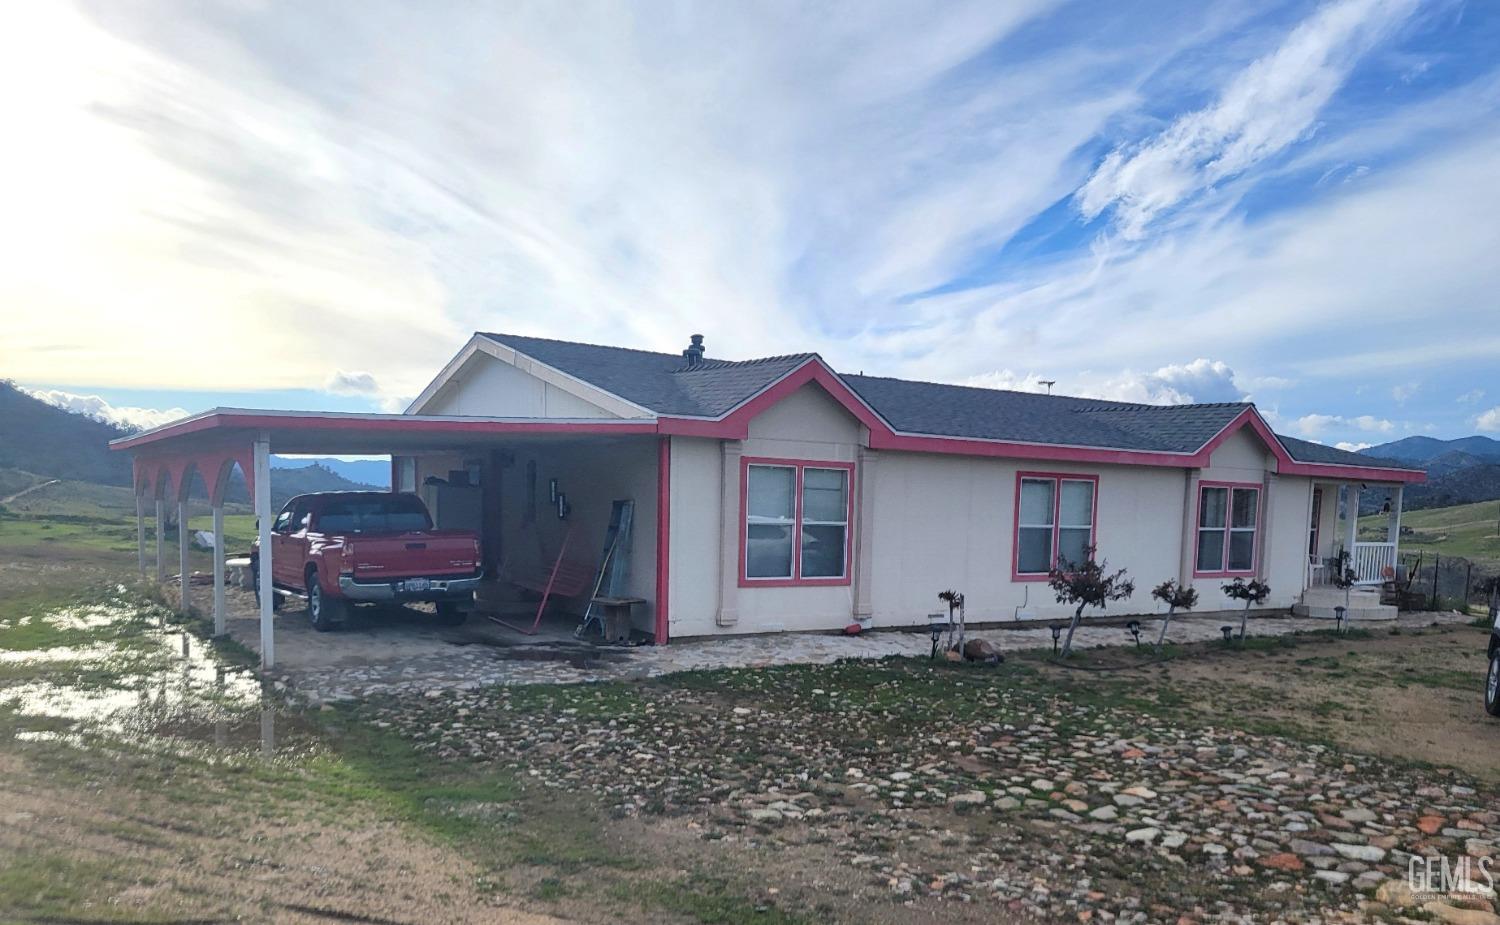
[[1398, 500, 1500, 568], [0, 381, 379, 508], [0, 381, 133, 486]]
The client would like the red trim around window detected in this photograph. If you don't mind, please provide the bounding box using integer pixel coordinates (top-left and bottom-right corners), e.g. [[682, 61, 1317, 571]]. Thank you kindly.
[[738, 456, 855, 588], [1011, 471, 1100, 582], [1192, 480, 1262, 578]]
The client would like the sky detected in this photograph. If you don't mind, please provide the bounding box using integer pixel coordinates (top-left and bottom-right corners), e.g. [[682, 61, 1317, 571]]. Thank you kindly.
[[1, 0, 1497, 451]]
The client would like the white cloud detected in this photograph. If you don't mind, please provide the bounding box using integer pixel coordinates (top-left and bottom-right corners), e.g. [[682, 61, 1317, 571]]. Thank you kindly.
[[1390, 381, 1419, 404], [962, 370, 1053, 394], [1334, 441, 1372, 452], [21, 386, 188, 432], [1458, 389, 1485, 404], [1077, 0, 1418, 238], [1292, 412, 1395, 438], [326, 371, 379, 395], [965, 358, 1246, 407], [1476, 407, 1500, 433]]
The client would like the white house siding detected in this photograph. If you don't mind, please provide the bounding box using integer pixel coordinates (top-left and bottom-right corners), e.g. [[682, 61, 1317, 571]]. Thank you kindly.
[[665, 384, 865, 637], [422, 354, 623, 419], [666, 389, 1315, 638], [1193, 428, 1307, 611], [866, 454, 1186, 626], [1257, 474, 1316, 609], [666, 435, 722, 637]]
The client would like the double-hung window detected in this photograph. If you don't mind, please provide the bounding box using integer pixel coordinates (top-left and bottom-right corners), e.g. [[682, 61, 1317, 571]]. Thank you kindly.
[[1014, 473, 1097, 579], [743, 460, 852, 584], [1195, 482, 1260, 576]]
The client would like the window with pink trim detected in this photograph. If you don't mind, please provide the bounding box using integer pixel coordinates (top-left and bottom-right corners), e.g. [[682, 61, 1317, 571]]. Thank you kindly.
[[1195, 483, 1260, 576], [1014, 473, 1097, 579], [743, 461, 851, 584]]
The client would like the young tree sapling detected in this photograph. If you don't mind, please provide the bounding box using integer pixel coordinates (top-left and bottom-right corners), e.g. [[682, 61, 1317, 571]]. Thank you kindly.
[[1047, 547, 1135, 658], [1222, 577, 1272, 640], [1150, 579, 1198, 650]]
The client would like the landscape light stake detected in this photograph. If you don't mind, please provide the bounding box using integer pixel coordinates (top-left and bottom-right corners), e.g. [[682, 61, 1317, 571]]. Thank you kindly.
[[1126, 620, 1141, 648], [1334, 606, 1347, 635], [1050, 624, 1062, 655], [928, 612, 948, 660], [1221, 626, 1234, 643]]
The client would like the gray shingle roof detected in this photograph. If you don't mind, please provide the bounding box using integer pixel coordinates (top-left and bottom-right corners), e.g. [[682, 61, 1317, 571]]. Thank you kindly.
[[476, 332, 1423, 471], [1275, 434, 1416, 470], [843, 375, 1247, 452], [480, 332, 813, 417]]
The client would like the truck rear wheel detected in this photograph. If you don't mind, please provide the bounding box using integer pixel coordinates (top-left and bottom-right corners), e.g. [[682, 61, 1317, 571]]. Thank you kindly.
[[435, 600, 466, 626], [307, 569, 344, 632]]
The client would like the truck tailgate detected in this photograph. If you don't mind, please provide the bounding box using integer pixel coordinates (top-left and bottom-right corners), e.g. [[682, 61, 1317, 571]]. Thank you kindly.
[[348, 532, 479, 580]]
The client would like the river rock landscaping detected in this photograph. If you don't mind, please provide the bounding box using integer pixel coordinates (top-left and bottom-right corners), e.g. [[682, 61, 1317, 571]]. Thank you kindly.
[[353, 638, 1500, 925]]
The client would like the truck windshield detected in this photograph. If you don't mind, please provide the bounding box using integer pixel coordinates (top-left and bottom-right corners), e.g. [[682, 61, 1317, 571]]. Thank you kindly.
[[317, 496, 432, 533]]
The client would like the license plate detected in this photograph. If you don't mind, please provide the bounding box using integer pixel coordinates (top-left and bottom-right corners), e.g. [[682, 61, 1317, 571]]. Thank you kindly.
[[404, 578, 430, 593]]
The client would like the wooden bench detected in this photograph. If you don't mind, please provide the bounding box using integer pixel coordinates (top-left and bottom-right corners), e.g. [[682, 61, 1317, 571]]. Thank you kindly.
[[592, 596, 644, 644]]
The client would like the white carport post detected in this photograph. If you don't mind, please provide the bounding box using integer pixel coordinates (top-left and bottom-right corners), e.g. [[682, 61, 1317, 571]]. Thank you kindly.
[[135, 493, 146, 576], [212, 504, 226, 636], [1344, 483, 1359, 555], [178, 497, 192, 614], [154, 498, 166, 583], [254, 435, 274, 670]]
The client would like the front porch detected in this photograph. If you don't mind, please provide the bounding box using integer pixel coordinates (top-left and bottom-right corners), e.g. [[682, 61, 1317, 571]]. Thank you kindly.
[[1295, 479, 1406, 620]]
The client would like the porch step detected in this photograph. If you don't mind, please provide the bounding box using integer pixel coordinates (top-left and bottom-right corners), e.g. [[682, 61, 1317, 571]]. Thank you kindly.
[[1292, 587, 1397, 621]]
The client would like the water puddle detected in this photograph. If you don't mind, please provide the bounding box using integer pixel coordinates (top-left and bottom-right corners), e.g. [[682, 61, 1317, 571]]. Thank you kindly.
[[0, 590, 316, 756]]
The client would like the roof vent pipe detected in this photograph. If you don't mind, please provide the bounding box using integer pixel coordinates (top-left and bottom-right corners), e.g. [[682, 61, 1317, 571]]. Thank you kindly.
[[683, 334, 705, 368]]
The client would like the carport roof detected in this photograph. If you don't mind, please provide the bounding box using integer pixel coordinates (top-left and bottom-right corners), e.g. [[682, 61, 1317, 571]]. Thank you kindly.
[[110, 408, 658, 457]]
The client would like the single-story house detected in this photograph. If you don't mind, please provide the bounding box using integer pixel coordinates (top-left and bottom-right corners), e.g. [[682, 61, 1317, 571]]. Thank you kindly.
[[115, 332, 1425, 666]]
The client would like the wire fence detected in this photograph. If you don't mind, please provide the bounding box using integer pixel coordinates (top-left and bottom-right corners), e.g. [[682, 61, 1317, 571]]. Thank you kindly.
[[1398, 552, 1500, 613]]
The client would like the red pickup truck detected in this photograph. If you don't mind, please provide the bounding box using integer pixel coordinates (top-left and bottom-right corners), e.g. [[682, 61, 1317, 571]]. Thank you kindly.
[[250, 492, 482, 631]]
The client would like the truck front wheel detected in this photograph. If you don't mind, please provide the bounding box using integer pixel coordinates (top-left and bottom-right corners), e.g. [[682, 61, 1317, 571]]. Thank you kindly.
[[307, 569, 344, 632], [1486, 652, 1500, 718]]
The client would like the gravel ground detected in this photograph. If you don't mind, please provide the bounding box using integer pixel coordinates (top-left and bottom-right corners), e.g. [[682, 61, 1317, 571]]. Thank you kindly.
[[352, 627, 1500, 925]]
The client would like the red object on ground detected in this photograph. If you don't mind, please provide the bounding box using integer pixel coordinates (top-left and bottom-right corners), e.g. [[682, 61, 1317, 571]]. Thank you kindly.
[[843, 622, 863, 635]]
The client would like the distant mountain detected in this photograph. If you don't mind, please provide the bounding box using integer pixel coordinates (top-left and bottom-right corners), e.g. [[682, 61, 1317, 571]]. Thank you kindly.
[[1402, 462, 1500, 511], [227, 463, 379, 508], [1358, 435, 1500, 512], [1360, 435, 1500, 464], [0, 380, 133, 486], [0, 381, 379, 507], [272, 456, 390, 488]]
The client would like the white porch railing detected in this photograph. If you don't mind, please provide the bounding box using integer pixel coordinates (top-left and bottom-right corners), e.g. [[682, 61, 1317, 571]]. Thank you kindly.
[[1352, 542, 1396, 584]]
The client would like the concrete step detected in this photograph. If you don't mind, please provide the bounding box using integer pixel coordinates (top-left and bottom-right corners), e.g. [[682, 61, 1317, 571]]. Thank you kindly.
[[1291, 604, 1397, 621], [1293, 587, 1396, 621]]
